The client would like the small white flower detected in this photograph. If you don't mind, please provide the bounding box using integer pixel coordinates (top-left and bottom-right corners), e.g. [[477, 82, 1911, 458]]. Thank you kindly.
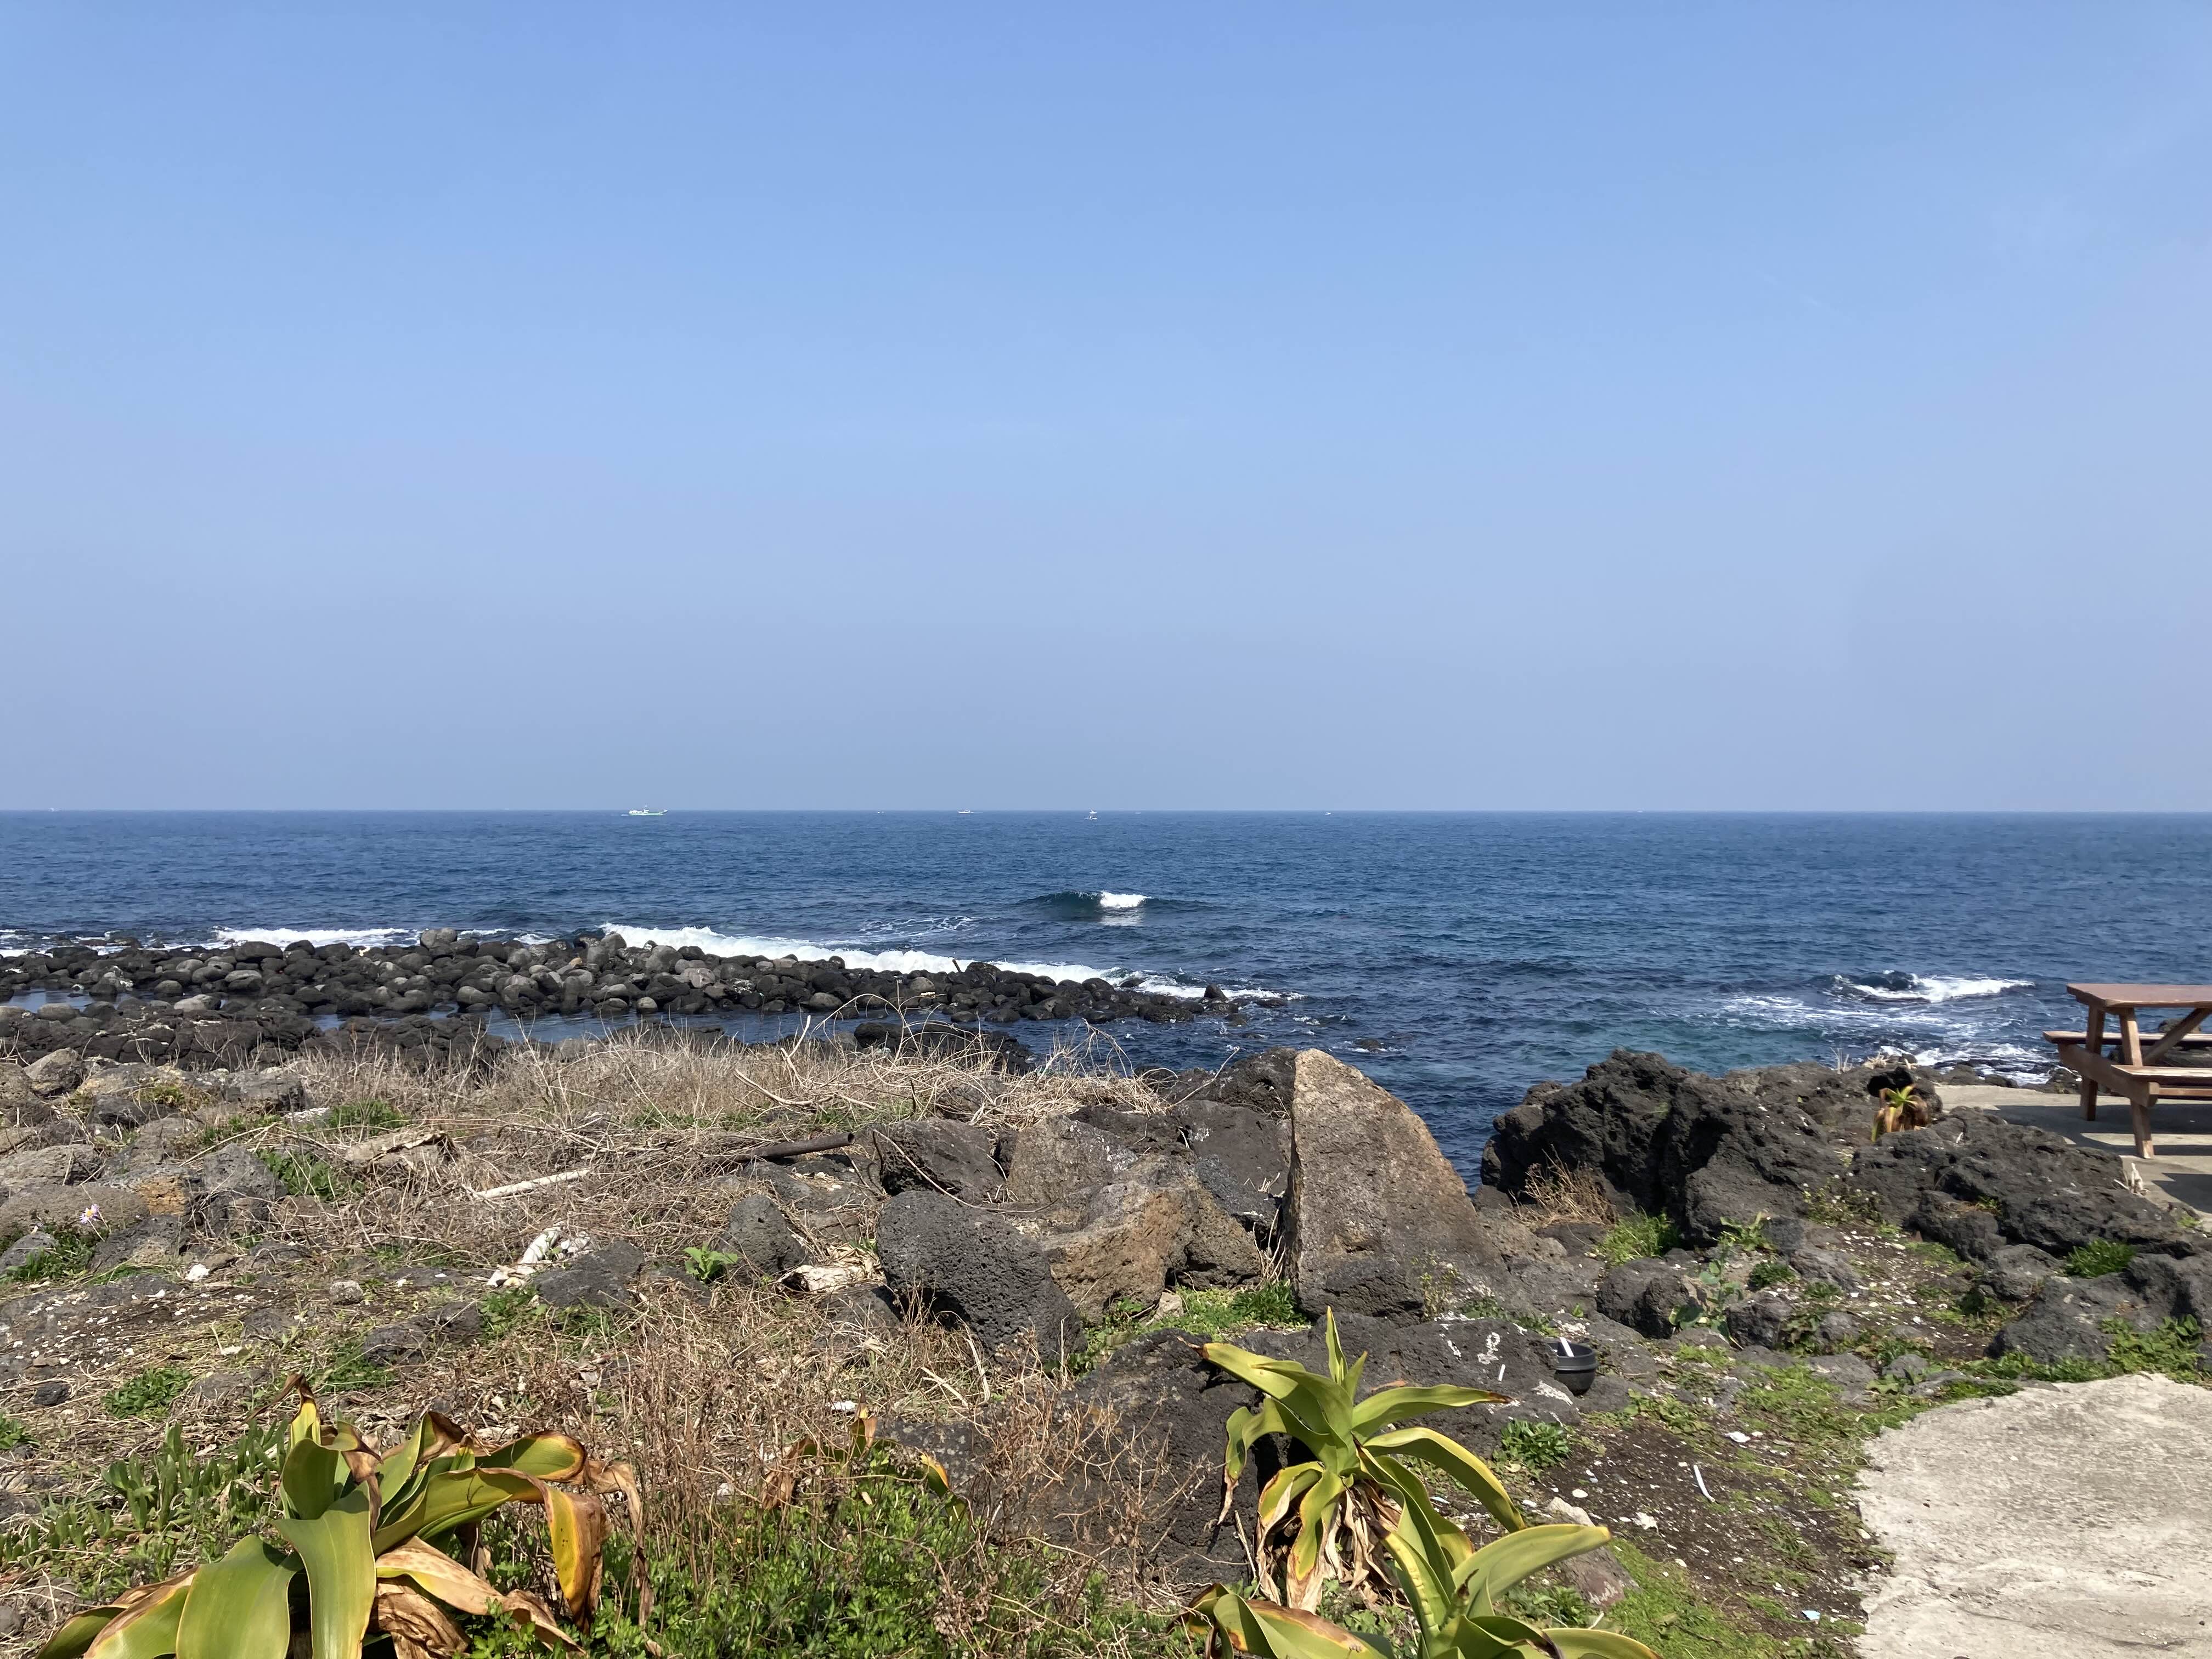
[[186, 1265, 211, 1282], [77, 1205, 101, 1227]]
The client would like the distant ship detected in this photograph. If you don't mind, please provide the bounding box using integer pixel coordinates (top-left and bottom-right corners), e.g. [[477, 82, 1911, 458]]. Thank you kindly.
[[626, 807, 667, 817]]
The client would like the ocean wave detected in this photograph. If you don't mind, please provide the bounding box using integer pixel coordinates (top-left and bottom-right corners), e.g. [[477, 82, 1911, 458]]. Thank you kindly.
[[1830, 972, 2034, 1005], [213, 926, 422, 950], [594, 921, 1290, 1003], [1026, 889, 1150, 920]]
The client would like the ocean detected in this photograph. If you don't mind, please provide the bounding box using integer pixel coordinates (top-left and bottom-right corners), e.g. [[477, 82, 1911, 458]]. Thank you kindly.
[[4, 811, 2208, 1173]]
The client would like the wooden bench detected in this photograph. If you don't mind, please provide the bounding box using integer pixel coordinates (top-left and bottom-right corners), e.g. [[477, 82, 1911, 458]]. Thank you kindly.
[[2047, 983, 2212, 1157], [2044, 1029, 2212, 1052]]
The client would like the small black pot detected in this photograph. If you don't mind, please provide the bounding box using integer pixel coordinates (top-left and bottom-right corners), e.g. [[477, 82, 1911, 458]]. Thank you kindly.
[[1545, 1339, 1598, 1396]]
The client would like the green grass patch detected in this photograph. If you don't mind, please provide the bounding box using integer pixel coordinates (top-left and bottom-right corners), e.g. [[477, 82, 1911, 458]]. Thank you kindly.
[[1596, 1211, 1683, 1266], [255, 1147, 356, 1201], [3, 1226, 97, 1282], [0, 1413, 26, 1451], [1604, 1541, 1810, 1658], [1497, 1420, 1574, 1472], [479, 1285, 539, 1340], [133, 1077, 207, 1113], [309, 1339, 396, 1395], [1973, 1317, 2203, 1386], [1075, 1280, 1302, 1370], [2106, 1316, 2204, 1380], [1747, 1260, 1798, 1291], [103, 1365, 194, 1419], [684, 1246, 749, 1283], [329, 1097, 408, 1131], [182, 1111, 261, 1153], [2064, 1239, 2137, 1278], [462, 1443, 1181, 1658], [1, 1422, 284, 1604]]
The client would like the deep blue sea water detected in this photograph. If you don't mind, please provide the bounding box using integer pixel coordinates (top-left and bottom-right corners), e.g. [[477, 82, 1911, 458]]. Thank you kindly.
[[5, 812, 2210, 1173]]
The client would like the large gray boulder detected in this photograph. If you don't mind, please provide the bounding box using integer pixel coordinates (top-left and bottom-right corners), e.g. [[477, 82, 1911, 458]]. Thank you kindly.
[[533, 1240, 647, 1310], [1036, 1167, 1266, 1321], [0, 1143, 103, 1188], [1852, 1113, 2200, 1265], [1169, 1096, 1292, 1238], [876, 1189, 1077, 1367], [998, 1117, 1143, 1213], [870, 1120, 1003, 1201], [718, 1195, 810, 1277], [1480, 1050, 1862, 1243], [1596, 1260, 1689, 1339], [1992, 1251, 2212, 1367], [1285, 1049, 1500, 1319], [22, 1051, 85, 1098]]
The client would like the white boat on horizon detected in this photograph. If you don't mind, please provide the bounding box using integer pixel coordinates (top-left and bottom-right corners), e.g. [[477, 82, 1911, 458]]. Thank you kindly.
[[626, 806, 667, 817]]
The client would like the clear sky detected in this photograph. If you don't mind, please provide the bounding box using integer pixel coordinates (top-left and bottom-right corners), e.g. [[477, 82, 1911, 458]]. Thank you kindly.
[[4, 5, 2208, 810]]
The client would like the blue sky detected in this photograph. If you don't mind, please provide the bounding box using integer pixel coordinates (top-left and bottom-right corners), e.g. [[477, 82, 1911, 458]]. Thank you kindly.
[[4, 5, 2208, 809]]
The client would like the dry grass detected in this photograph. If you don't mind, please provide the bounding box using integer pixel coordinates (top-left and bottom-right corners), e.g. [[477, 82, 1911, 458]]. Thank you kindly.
[[1512, 1159, 1620, 1227], [0, 1028, 1206, 1654]]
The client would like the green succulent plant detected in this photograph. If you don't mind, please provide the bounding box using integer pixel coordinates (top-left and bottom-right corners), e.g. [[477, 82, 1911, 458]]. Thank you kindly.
[[1188, 1485, 1659, 1658], [1202, 1310, 1516, 1610], [1871, 1085, 1930, 1142], [38, 1383, 639, 1659]]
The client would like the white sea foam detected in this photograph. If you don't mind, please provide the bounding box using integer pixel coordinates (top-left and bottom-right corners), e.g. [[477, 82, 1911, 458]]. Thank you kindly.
[[1096, 892, 1147, 910], [213, 926, 420, 950], [594, 921, 1290, 1002], [1836, 973, 2033, 1005]]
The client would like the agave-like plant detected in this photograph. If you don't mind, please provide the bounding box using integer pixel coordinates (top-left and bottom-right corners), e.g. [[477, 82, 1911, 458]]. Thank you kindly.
[[1871, 1085, 1932, 1143], [1188, 1486, 1660, 1658], [1204, 1310, 1517, 1610], [40, 1382, 639, 1659]]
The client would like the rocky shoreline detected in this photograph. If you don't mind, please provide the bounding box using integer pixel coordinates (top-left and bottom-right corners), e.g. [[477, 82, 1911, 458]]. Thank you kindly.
[[3, 978, 2209, 1649], [0, 927, 1272, 1071]]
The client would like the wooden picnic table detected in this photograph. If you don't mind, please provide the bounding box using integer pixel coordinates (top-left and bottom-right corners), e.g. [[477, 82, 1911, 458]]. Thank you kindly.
[[2047, 983, 2212, 1158]]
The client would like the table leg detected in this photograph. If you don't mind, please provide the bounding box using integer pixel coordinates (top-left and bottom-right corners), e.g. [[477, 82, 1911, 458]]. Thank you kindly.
[[2080, 1004, 2104, 1120], [2144, 1005, 2211, 1064], [2119, 1011, 2144, 1067], [2132, 1083, 2156, 1159]]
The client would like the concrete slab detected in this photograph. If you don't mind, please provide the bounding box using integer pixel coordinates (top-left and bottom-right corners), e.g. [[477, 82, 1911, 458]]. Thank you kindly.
[[1857, 1374, 2212, 1657], [1942, 1084, 2212, 1223]]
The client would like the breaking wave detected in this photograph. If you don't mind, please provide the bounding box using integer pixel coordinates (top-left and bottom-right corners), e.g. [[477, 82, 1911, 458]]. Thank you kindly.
[[592, 921, 1284, 1001], [1830, 972, 2035, 1004]]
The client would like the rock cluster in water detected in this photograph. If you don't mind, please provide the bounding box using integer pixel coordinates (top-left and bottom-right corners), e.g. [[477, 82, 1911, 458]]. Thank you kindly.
[[0, 928, 1265, 1067]]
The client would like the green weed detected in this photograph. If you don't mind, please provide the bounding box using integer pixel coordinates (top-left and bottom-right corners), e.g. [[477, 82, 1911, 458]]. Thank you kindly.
[[3, 1227, 96, 1282], [133, 1077, 206, 1112], [2065, 1240, 2137, 1278], [329, 1097, 408, 1131], [0, 1413, 26, 1451], [479, 1285, 539, 1339], [1604, 1541, 1813, 1658], [103, 1365, 194, 1419], [1497, 1420, 1574, 1472], [311, 1339, 394, 1394], [182, 1112, 260, 1153], [1747, 1260, 1798, 1291], [1596, 1212, 1683, 1266], [1, 1421, 285, 1603], [1075, 1280, 1302, 1370], [461, 1444, 1181, 1658], [2105, 1316, 2204, 1381], [684, 1246, 749, 1283], [255, 1147, 355, 1202]]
